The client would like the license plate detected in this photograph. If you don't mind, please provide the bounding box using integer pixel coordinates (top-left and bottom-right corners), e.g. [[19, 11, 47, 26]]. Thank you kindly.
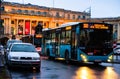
[[95, 60, 101, 62], [21, 62, 30, 64]]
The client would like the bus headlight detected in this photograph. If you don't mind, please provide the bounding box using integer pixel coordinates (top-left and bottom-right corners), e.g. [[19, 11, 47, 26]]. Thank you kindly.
[[107, 55, 113, 62], [80, 54, 87, 62]]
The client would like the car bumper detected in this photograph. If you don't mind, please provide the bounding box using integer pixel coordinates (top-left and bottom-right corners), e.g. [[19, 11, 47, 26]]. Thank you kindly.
[[8, 60, 41, 68]]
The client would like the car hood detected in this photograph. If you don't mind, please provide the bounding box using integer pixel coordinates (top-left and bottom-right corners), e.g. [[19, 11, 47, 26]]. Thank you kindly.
[[9, 52, 40, 58]]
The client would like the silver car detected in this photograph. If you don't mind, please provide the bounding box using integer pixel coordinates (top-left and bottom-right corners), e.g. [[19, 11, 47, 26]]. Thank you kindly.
[[0, 45, 4, 55], [114, 47, 120, 54], [6, 43, 41, 71]]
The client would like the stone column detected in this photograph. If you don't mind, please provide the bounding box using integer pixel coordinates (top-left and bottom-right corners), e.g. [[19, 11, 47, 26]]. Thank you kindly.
[[5, 18, 9, 34], [8, 18, 11, 34], [16, 19, 19, 35], [23, 19, 25, 35]]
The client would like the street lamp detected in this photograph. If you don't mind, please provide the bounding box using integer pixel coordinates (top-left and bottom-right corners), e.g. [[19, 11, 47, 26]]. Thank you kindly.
[[83, 0, 91, 21]]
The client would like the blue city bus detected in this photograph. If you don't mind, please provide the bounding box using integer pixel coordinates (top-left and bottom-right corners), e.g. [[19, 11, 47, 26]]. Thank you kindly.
[[42, 22, 113, 64]]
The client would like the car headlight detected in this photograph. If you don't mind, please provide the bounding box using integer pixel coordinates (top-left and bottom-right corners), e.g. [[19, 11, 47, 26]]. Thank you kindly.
[[33, 57, 40, 60], [107, 55, 113, 62], [10, 56, 19, 60]]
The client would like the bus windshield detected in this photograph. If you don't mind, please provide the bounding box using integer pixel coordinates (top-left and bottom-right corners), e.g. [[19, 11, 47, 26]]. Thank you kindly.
[[79, 29, 112, 49]]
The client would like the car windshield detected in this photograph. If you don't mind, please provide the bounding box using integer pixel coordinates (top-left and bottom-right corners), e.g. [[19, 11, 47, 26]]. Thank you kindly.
[[114, 47, 120, 50], [11, 44, 36, 52]]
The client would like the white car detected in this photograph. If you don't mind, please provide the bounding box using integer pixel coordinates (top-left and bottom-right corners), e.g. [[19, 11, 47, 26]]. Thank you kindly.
[[6, 43, 41, 70], [5, 39, 22, 55]]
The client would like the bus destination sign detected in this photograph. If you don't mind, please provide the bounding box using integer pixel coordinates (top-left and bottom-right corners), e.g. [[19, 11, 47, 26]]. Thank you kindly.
[[83, 24, 109, 29]]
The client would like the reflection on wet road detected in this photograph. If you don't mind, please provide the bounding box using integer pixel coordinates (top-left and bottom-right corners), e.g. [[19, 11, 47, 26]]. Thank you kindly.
[[9, 59, 120, 79], [73, 66, 120, 79]]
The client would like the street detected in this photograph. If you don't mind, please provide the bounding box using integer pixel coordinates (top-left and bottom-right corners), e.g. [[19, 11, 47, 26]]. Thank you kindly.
[[7, 56, 120, 79]]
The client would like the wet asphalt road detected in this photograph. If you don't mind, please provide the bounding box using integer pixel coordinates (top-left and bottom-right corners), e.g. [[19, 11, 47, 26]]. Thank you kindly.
[[8, 58, 120, 79]]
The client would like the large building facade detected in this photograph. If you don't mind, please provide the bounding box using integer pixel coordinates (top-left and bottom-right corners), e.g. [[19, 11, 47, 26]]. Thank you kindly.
[[1, 1, 90, 35]]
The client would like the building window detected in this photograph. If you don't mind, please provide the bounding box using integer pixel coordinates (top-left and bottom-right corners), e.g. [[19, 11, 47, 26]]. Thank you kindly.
[[82, 15, 86, 19], [37, 11, 41, 15], [56, 23, 59, 27], [0, 6, 4, 11], [31, 10, 35, 14], [17, 9, 22, 13], [24, 10, 28, 14], [11, 21, 14, 24], [44, 23, 46, 26], [73, 15, 75, 19], [43, 12, 47, 16], [67, 14, 70, 19], [11, 9, 16, 13], [56, 12, 60, 17], [78, 15, 81, 19], [11, 27, 14, 35]]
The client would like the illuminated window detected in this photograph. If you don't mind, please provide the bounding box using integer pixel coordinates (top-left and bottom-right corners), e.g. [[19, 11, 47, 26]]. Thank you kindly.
[[11, 27, 15, 35]]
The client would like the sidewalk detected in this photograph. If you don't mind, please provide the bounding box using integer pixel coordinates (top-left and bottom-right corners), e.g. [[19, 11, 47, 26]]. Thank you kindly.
[[0, 55, 11, 79]]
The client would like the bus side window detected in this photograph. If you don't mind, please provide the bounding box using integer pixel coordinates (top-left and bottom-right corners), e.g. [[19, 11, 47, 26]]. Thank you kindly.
[[66, 31, 71, 44], [61, 31, 66, 44]]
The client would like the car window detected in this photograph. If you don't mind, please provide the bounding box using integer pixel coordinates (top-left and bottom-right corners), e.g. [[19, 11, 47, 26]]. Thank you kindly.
[[7, 40, 22, 46], [114, 47, 120, 50], [11, 44, 36, 52]]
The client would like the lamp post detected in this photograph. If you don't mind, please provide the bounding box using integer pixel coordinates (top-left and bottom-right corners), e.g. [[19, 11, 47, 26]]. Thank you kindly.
[[90, 0, 92, 20], [22, 0, 24, 4], [83, 0, 91, 22], [53, 0, 54, 8], [0, 0, 4, 37]]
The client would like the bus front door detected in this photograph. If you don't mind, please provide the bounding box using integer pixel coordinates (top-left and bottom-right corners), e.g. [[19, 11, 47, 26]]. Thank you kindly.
[[71, 31, 77, 60], [55, 32, 60, 57]]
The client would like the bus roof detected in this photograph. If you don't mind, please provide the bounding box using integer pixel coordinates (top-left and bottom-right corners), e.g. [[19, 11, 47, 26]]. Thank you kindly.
[[60, 22, 80, 28], [42, 22, 81, 31], [42, 22, 112, 31]]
